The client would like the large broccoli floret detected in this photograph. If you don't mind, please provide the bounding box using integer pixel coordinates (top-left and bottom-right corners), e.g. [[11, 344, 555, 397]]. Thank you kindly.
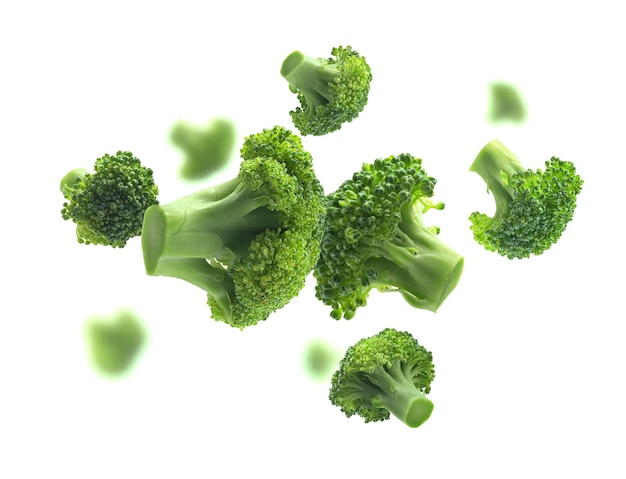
[[280, 45, 372, 136], [314, 153, 464, 320], [329, 328, 435, 428], [60, 151, 159, 248], [469, 139, 583, 259], [169, 117, 237, 181], [141, 126, 326, 329]]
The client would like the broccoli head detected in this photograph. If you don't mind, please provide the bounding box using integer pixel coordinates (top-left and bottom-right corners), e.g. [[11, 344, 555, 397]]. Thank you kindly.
[[281, 45, 372, 136], [170, 117, 237, 181], [488, 82, 526, 124], [329, 328, 435, 428], [141, 126, 326, 329], [60, 151, 159, 248], [314, 153, 464, 320], [469, 139, 583, 259]]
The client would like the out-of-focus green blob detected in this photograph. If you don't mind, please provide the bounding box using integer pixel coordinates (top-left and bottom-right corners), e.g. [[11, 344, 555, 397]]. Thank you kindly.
[[488, 82, 526, 124], [85, 308, 146, 376], [302, 338, 341, 382], [169, 117, 237, 181]]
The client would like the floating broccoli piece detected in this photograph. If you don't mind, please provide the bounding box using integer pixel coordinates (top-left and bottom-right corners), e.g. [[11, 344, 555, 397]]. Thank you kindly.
[[330, 328, 435, 428], [314, 153, 464, 320], [141, 126, 326, 329], [60, 151, 159, 248], [281, 45, 372, 136], [488, 82, 526, 124], [170, 117, 237, 180], [85, 308, 146, 376], [302, 338, 341, 382], [469, 139, 583, 259]]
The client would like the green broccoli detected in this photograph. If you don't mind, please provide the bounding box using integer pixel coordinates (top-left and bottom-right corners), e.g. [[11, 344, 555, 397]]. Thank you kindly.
[[280, 45, 372, 136], [85, 308, 146, 376], [60, 151, 159, 248], [302, 338, 341, 383], [488, 82, 526, 124], [329, 328, 435, 428], [314, 153, 464, 320], [469, 139, 583, 259], [141, 126, 326, 329], [170, 117, 237, 180]]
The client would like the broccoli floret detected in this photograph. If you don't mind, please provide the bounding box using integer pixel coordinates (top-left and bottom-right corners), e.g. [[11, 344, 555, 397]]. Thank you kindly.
[[302, 338, 341, 383], [329, 328, 435, 428], [85, 308, 146, 376], [60, 151, 159, 248], [488, 82, 526, 124], [469, 139, 583, 259], [141, 126, 326, 329], [281, 45, 372, 136], [170, 117, 237, 180], [314, 153, 464, 320]]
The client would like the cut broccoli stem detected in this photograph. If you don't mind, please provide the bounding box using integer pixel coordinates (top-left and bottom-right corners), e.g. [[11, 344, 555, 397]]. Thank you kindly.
[[368, 362, 434, 428], [469, 139, 526, 219], [59, 168, 88, 194], [363, 204, 464, 312], [281, 51, 339, 112]]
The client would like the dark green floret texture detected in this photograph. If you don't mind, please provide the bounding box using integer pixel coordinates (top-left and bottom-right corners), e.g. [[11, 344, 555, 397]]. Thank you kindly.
[[314, 153, 464, 320], [141, 126, 326, 329], [469, 139, 583, 259], [60, 151, 159, 248], [281, 45, 372, 136], [329, 328, 435, 428]]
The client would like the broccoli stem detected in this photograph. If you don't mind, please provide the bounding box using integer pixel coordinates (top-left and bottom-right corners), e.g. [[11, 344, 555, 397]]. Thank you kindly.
[[59, 168, 88, 195], [280, 51, 339, 111], [364, 204, 464, 312], [141, 177, 281, 295], [469, 139, 526, 220], [368, 362, 434, 428]]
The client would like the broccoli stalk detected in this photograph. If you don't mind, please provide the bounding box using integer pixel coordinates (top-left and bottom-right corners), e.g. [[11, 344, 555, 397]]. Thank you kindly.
[[469, 139, 583, 259], [281, 45, 372, 136], [141, 126, 326, 329], [330, 328, 435, 428]]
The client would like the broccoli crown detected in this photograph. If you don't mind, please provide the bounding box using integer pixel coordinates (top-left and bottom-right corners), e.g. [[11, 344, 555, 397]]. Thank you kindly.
[[281, 45, 372, 136], [170, 117, 237, 180], [469, 140, 583, 259], [488, 82, 526, 124], [60, 151, 159, 248], [141, 126, 326, 329], [314, 153, 464, 320], [329, 328, 435, 427]]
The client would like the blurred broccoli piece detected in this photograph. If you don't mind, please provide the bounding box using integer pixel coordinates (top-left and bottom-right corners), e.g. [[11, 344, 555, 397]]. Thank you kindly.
[[170, 117, 237, 180], [85, 308, 146, 376], [302, 338, 341, 382], [488, 82, 526, 124]]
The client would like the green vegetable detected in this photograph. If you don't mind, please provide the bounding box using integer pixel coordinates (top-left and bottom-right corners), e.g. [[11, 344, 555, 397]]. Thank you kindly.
[[281, 45, 372, 136], [85, 308, 146, 376], [329, 328, 435, 428], [60, 151, 159, 248], [469, 139, 583, 259], [488, 82, 526, 124], [141, 126, 326, 329], [302, 338, 341, 382], [170, 117, 237, 180], [314, 153, 464, 320]]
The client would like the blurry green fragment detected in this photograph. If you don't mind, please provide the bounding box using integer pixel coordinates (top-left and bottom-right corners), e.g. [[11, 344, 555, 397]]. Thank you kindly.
[[85, 308, 146, 376], [169, 117, 237, 180], [302, 338, 341, 382], [488, 82, 526, 124]]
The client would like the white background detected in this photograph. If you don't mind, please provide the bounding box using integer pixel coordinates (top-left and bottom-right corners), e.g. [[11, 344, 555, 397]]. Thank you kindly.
[[1, 1, 624, 478]]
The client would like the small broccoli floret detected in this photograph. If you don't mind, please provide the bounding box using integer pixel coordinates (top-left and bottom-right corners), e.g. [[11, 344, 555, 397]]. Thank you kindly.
[[85, 308, 146, 376], [141, 126, 326, 329], [60, 151, 159, 248], [302, 338, 341, 383], [329, 328, 435, 428], [488, 82, 526, 124], [170, 117, 237, 180], [314, 153, 464, 320], [281, 45, 372, 136], [469, 139, 583, 259]]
